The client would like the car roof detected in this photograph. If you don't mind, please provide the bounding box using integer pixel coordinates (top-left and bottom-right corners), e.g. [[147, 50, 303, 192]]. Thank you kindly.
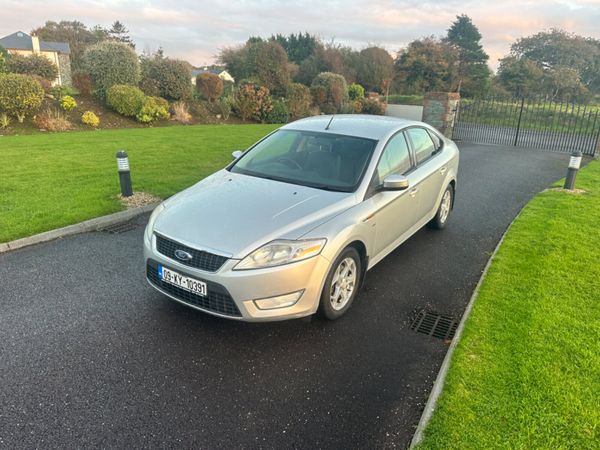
[[280, 114, 420, 140]]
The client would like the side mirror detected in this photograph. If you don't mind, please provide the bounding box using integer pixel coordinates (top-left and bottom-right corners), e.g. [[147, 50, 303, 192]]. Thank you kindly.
[[232, 150, 243, 160], [382, 174, 409, 191]]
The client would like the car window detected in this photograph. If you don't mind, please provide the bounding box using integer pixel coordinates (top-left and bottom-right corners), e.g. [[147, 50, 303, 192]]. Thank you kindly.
[[376, 132, 411, 184], [427, 130, 443, 151], [407, 128, 436, 164]]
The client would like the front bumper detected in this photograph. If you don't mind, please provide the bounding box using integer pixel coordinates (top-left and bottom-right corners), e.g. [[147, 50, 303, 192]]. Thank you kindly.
[[144, 233, 331, 322]]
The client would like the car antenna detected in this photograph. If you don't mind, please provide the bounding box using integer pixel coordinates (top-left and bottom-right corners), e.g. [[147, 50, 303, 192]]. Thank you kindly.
[[325, 114, 335, 130]]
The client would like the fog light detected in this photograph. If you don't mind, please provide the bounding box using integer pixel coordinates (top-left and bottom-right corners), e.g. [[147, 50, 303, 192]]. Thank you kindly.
[[253, 290, 304, 310]]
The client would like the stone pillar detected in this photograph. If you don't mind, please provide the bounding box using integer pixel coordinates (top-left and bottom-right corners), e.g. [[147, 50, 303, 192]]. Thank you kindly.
[[421, 92, 460, 138]]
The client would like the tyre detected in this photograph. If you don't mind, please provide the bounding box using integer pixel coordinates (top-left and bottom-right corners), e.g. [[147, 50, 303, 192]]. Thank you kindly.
[[429, 184, 454, 230], [318, 247, 362, 320]]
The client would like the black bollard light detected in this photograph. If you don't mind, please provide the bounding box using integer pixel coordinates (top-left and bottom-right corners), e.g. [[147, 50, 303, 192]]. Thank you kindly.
[[564, 151, 582, 190], [116, 150, 133, 197]]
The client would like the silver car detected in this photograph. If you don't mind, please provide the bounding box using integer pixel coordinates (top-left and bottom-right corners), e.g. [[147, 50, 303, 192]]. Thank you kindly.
[[144, 115, 459, 321]]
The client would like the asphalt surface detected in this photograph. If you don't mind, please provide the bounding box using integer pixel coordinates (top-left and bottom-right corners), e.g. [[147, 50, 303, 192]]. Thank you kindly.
[[0, 144, 570, 449]]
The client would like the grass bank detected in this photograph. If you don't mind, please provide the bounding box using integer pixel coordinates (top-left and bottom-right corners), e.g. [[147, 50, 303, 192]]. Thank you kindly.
[[0, 124, 278, 242], [418, 161, 600, 449]]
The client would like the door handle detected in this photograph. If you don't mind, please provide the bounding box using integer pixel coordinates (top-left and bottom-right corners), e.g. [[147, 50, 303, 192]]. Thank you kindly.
[[409, 188, 419, 197], [440, 167, 447, 175]]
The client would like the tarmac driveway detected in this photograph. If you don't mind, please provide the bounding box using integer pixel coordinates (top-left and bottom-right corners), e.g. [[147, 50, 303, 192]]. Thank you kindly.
[[0, 144, 570, 449]]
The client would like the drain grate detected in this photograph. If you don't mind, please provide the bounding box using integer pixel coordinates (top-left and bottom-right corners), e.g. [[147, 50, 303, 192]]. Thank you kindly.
[[99, 221, 138, 234], [410, 310, 458, 340]]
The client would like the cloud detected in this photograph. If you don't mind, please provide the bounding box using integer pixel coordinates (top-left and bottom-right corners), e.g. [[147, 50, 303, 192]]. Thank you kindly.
[[1, 0, 599, 69]]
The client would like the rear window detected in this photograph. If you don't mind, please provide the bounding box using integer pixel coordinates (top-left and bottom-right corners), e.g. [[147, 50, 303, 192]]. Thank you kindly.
[[407, 128, 436, 164]]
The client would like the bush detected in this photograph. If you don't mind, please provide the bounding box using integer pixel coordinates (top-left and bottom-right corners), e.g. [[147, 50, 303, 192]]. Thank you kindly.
[[0, 73, 44, 122], [360, 97, 386, 115], [310, 72, 348, 114], [83, 41, 140, 100], [106, 84, 145, 117], [7, 54, 58, 80], [72, 72, 92, 96], [141, 57, 191, 101], [135, 96, 170, 123], [0, 46, 7, 74], [60, 95, 77, 111], [286, 83, 311, 120], [28, 74, 52, 92], [171, 101, 192, 124], [196, 73, 224, 102], [234, 83, 272, 122], [348, 83, 365, 100], [265, 99, 289, 123], [139, 77, 160, 97], [34, 108, 71, 131], [81, 110, 100, 128], [0, 112, 10, 129], [217, 96, 232, 120]]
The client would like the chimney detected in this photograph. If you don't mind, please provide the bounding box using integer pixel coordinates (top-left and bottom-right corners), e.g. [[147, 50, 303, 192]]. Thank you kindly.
[[31, 34, 40, 54]]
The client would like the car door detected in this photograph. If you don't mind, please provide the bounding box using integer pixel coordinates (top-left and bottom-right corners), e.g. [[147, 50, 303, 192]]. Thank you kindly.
[[405, 127, 446, 222], [369, 132, 419, 257]]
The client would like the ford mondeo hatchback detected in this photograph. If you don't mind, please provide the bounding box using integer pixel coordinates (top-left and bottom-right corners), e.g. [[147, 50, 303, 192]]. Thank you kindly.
[[144, 115, 459, 321]]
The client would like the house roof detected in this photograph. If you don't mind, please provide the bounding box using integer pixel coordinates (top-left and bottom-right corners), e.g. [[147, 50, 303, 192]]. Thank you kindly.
[[0, 31, 71, 54]]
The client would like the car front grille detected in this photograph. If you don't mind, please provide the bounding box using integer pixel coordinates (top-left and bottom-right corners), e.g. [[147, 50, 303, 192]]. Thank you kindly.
[[155, 234, 228, 272], [146, 260, 242, 317]]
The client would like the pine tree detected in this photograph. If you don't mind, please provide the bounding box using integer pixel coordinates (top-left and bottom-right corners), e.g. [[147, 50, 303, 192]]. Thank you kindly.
[[109, 21, 135, 49]]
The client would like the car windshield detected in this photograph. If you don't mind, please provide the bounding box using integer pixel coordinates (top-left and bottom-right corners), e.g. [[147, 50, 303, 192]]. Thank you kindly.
[[229, 130, 377, 192]]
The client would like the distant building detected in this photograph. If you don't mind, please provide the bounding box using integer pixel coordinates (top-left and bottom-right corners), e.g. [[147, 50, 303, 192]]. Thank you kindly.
[[0, 31, 72, 86], [191, 67, 234, 85]]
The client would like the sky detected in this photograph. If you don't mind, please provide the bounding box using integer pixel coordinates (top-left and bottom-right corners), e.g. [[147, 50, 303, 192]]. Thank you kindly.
[[1, 0, 600, 70]]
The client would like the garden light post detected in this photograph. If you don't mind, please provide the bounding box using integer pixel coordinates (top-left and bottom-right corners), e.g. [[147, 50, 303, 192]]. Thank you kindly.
[[116, 150, 133, 197], [564, 151, 582, 190]]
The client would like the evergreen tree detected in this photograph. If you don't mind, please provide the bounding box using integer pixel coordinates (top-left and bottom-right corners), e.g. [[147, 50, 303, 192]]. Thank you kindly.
[[109, 21, 135, 48]]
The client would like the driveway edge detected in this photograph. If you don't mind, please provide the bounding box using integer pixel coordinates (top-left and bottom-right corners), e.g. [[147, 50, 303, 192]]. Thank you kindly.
[[0, 203, 159, 254], [409, 211, 521, 448]]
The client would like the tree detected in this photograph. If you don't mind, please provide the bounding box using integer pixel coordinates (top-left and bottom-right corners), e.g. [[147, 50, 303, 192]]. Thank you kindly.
[[0, 46, 8, 74], [196, 73, 224, 102], [497, 56, 544, 97], [6, 54, 59, 80], [109, 21, 135, 48], [509, 29, 600, 94], [445, 14, 490, 95], [32, 20, 106, 70], [271, 32, 319, 64], [394, 37, 458, 94], [83, 41, 140, 99], [141, 57, 191, 100], [310, 72, 348, 113], [356, 46, 394, 93]]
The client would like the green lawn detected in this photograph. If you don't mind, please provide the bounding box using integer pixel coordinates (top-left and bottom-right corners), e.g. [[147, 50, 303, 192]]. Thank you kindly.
[[0, 124, 278, 242], [418, 161, 600, 449]]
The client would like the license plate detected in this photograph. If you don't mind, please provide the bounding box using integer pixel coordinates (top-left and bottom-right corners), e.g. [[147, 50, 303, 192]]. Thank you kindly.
[[158, 264, 207, 297]]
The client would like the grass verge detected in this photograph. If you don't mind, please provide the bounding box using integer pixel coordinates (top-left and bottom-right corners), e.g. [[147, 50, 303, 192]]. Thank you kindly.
[[0, 124, 278, 242], [417, 161, 600, 449]]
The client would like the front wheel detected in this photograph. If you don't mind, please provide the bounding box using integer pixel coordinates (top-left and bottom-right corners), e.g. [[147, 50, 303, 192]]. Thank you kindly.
[[318, 247, 362, 320], [429, 184, 454, 229]]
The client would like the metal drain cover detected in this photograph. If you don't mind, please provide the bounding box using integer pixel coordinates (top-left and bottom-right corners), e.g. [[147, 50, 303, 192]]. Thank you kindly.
[[410, 310, 458, 340], [99, 221, 138, 234]]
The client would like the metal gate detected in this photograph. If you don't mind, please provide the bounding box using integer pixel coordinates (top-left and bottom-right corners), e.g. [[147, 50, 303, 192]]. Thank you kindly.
[[452, 97, 600, 156]]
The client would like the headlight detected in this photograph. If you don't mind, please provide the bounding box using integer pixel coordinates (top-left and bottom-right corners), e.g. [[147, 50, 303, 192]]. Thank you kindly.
[[145, 203, 165, 240], [234, 238, 326, 270]]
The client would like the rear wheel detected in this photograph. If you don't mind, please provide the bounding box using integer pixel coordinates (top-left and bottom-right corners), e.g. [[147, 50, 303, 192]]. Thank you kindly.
[[318, 247, 361, 320], [429, 184, 454, 229]]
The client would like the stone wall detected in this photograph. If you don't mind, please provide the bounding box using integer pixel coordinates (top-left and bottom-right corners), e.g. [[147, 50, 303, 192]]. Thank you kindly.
[[57, 54, 72, 87], [422, 92, 460, 138]]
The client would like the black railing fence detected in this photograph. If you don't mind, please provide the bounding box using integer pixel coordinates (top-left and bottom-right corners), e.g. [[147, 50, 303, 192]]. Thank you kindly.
[[452, 97, 600, 155]]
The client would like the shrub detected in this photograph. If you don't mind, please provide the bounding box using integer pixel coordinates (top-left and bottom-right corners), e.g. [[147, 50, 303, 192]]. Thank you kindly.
[[0, 73, 44, 122], [0, 46, 7, 74], [60, 95, 77, 111], [141, 57, 192, 101], [265, 99, 289, 123], [28, 74, 52, 92], [83, 41, 140, 100], [171, 101, 192, 124], [310, 72, 348, 114], [7, 54, 58, 80], [72, 72, 92, 96], [233, 83, 272, 122], [34, 108, 72, 131], [135, 96, 170, 123], [360, 97, 386, 115], [0, 112, 10, 129], [81, 110, 100, 128], [286, 83, 311, 120], [106, 84, 145, 117], [217, 96, 232, 120], [196, 73, 224, 102], [348, 83, 365, 100], [139, 77, 160, 97]]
